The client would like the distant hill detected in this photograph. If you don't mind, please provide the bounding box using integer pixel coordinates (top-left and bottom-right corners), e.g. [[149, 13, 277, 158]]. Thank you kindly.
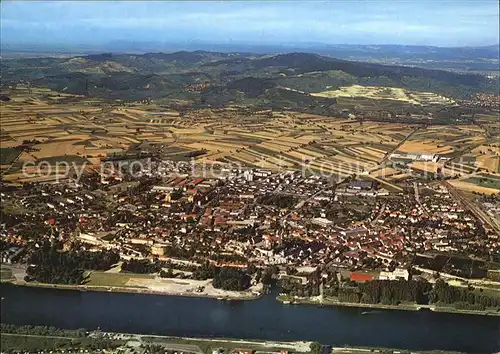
[[3, 42, 497, 61], [1, 50, 497, 110]]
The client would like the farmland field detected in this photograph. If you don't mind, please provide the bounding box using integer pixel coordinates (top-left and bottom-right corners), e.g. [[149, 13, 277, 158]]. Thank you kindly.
[[0, 148, 21, 165], [311, 85, 456, 105], [0, 88, 497, 188], [464, 175, 500, 191], [449, 180, 499, 195]]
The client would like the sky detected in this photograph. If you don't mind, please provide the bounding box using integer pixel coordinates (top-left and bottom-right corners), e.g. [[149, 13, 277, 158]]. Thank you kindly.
[[1, 0, 499, 48]]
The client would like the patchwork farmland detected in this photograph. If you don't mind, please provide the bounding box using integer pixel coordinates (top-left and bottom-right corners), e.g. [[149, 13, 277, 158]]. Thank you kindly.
[[0, 88, 498, 197]]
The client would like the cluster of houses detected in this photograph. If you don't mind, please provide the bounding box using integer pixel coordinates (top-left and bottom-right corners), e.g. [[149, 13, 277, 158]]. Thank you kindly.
[[1, 162, 497, 280]]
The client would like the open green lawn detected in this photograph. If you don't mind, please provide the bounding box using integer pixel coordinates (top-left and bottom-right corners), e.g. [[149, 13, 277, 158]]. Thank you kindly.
[[85, 271, 153, 287]]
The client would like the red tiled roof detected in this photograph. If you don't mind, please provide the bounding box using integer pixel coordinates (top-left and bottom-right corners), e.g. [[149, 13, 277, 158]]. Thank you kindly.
[[350, 273, 374, 282], [192, 178, 204, 185]]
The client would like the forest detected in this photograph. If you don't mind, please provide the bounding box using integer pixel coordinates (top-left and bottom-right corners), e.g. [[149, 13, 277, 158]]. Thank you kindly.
[[213, 268, 251, 291], [24, 242, 119, 285], [429, 279, 500, 311], [121, 258, 161, 274], [4, 50, 494, 111], [356, 279, 433, 305]]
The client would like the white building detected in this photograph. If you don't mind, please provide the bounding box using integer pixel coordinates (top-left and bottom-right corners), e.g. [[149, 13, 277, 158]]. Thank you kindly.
[[379, 268, 410, 281]]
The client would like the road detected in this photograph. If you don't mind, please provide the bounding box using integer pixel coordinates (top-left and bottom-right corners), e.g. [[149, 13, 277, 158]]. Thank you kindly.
[[371, 202, 387, 225], [0, 332, 77, 340], [413, 182, 420, 203], [380, 126, 421, 163], [413, 182, 429, 217], [283, 182, 336, 221], [140, 340, 203, 354], [0, 152, 22, 177]]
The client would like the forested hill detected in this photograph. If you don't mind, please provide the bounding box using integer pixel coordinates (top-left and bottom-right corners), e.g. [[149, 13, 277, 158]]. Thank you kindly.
[[1, 51, 497, 107]]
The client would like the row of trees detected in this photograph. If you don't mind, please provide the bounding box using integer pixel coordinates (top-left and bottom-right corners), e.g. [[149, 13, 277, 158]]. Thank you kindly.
[[358, 280, 432, 305], [159, 268, 175, 278], [29, 242, 119, 271], [210, 253, 248, 263], [279, 273, 500, 312], [430, 279, 500, 310], [338, 288, 362, 303], [192, 262, 217, 280], [0, 324, 86, 338], [121, 258, 161, 274], [25, 265, 84, 285]]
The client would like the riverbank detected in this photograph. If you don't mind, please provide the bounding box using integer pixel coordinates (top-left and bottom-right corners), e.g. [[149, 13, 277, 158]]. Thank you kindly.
[[2, 265, 263, 301], [0, 323, 469, 354], [7, 279, 262, 301], [140, 334, 470, 354], [120, 332, 470, 354], [276, 295, 500, 316]]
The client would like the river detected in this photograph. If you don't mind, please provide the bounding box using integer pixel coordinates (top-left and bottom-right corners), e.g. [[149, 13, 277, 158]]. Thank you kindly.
[[1, 284, 499, 353]]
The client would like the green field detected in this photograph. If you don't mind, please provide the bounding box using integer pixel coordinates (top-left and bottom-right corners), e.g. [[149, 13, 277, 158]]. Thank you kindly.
[[476, 113, 500, 123], [0, 266, 14, 282], [465, 176, 500, 190], [85, 271, 153, 287], [0, 148, 21, 165]]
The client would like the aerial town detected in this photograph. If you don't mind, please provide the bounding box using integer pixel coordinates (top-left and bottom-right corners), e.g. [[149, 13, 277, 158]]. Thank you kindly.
[[1, 78, 500, 310], [3, 0, 500, 353], [2, 145, 499, 303]]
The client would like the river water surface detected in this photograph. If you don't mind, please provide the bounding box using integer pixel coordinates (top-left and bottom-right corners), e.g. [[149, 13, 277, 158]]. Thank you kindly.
[[1, 284, 499, 353]]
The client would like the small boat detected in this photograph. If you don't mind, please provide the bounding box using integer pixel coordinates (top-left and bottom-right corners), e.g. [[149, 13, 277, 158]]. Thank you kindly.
[[361, 310, 380, 315], [283, 300, 291, 304]]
